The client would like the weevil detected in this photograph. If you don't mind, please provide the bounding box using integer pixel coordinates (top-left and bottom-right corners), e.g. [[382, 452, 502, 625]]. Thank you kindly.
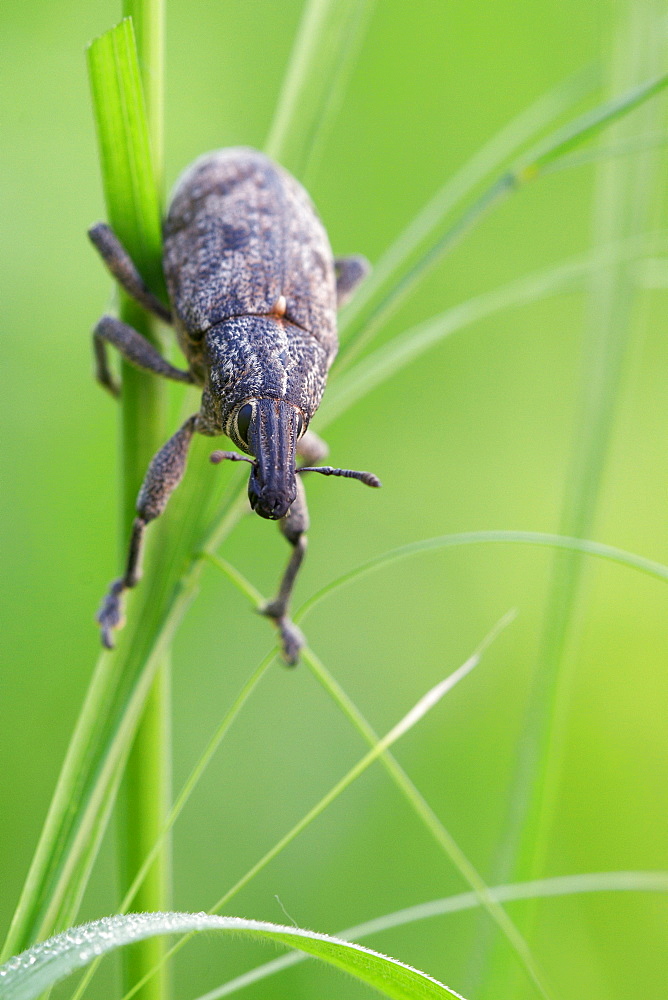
[[90, 147, 380, 664]]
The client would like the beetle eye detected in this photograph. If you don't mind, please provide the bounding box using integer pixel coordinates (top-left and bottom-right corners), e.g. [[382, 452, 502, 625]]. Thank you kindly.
[[236, 403, 253, 447]]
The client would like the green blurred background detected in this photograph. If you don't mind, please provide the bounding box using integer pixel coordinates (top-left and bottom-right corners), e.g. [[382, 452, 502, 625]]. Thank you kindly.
[[2, 1, 667, 998]]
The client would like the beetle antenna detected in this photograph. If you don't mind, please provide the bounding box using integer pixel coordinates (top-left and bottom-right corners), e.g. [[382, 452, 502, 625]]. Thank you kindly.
[[210, 450, 255, 466], [297, 466, 381, 488]]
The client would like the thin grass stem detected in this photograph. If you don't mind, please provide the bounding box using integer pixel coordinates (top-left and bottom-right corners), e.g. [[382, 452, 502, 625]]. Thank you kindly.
[[294, 530, 668, 624]]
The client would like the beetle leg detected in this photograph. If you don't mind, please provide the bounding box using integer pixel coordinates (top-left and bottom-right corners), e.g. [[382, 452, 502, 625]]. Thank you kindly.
[[259, 430, 330, 665], [93, 314, 194, 398], [297, 428, 329, 465], [89, 222, 173, 323], [334, 255, 371, 308], [260, 475, 309, 666], [97, 415, 198, 648]]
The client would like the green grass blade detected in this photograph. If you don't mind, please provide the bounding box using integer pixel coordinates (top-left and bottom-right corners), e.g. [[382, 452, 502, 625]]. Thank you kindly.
[[337, 70, 594, 351], [0, 913, 466, 1000], [103, 7, 170, 999], [301, 0, 378, 183], [123, 0, 164, 193], [265, 0, 376, 179], [337, 69, 668, 372], [198, 870, 668, 999], [321, 234, 667, 428], [87, 17, 163, 288]]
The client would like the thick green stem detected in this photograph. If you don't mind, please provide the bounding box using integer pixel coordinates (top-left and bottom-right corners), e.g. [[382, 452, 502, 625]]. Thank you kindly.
[[117, 4, 171, 1000]]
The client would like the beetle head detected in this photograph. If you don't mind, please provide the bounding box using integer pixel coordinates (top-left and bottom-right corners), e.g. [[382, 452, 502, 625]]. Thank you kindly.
[[228, 398, 306, 520]]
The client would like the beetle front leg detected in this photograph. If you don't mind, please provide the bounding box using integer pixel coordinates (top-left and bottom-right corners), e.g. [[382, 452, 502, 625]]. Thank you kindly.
[[97, 414, 198, 648], [89, 222, 173, 323], [93, 315, 194, 398]]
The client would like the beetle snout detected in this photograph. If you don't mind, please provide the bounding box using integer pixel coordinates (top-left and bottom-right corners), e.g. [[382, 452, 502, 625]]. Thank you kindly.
[[245, 398, 301, 520], [248, 476, 296, 520]]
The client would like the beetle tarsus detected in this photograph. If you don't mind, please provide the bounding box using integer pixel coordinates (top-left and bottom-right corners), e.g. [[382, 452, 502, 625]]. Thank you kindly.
[[96, 578, 126, 649], [277, 617, 306, 667], [259, 602, 305, 666]]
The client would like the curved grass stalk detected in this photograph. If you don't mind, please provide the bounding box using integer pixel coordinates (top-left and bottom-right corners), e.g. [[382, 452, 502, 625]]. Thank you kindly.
[[195, 869, 668, 999]]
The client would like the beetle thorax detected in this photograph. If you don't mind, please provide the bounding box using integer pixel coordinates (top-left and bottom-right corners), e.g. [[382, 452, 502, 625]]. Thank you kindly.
[[201, 315, 329, 433]]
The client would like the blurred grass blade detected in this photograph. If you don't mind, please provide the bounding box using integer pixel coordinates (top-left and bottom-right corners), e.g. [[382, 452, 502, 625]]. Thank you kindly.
[[337, 69, 593, 360], [200, 870, 668, 999], [291, 530, 668, 625], [476, 9, 668, 998], [510, 3, 668, 891], [519, 71, 668, 177], [338, 68, 668, 371], [301, 0, 378, 183], [265, 0, 376, 179], [0, 913, 466, 1000], [539, 129, 668, 175], [321, 234, 667, 428]]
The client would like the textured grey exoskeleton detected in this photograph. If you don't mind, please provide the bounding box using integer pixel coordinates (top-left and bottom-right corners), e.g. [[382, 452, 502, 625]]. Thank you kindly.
[[91, 148, 380, 663]]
